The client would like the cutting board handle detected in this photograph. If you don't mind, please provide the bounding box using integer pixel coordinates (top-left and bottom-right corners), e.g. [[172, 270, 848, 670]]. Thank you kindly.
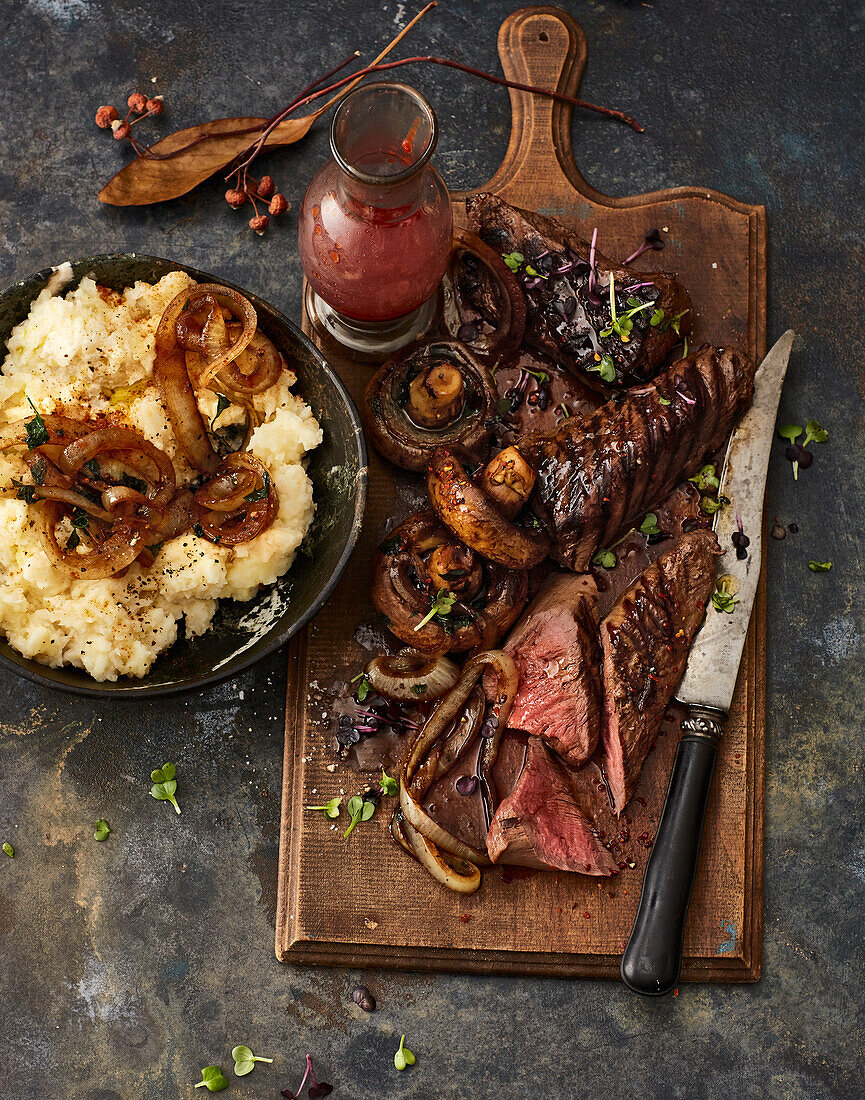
[[484, 6, 590, 203]]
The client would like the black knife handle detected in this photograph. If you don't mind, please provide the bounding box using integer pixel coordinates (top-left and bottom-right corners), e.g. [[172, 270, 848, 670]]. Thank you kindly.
[[620, 705, 726, 996]]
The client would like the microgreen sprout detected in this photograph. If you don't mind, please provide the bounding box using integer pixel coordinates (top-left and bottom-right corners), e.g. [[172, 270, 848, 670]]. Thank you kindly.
[[350, 671, 371, 702], [689, 464, 720, 493], [344, 794, 376, 838], [149, 762, 181, 814], [808, 560, 832, 572], [600, 278, 653, 342], [2, 842, 13, 858], [658, 395, 672, 406], [380, 768, 398, 797], [779, 419, 827, 480], [558, 402, 570, 419], [194, 1066, 229, 1092], [281, 1054, 332, 1099], [232, 1045, 273, 1077], [306, 797, 342, 819], [588, 353, 617, 383], [593, 548, 617, 570], [394, 1035, 416, 1071], [414, 589, 456, 631], [502, 251, 524, 272], [524, 367, 550, 383], [94, 819, 111, 841], [712, 575, 739, 613], [639, 513, 661, 536], [622, 227, 664, 265]]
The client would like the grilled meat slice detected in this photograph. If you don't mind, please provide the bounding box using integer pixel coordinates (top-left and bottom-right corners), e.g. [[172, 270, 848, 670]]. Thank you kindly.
[[600, 530, 719, 814], [503, 573, 602, 765], [465, 192, 692, 387], [524, 344, 756, 571], [487, 735, 618, 875]]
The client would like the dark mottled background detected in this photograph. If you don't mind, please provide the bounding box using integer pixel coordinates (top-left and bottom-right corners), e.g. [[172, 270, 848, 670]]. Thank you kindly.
[[0, 0, 863, 1097]]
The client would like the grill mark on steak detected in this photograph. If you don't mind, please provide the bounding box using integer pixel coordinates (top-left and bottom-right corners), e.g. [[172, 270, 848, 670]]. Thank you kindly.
[[465, 193, 692, 388], [600, 529, 720, 814], [501, 573, 602, 766], [524, 344, 756, 571], [486, 735, 618, 876]]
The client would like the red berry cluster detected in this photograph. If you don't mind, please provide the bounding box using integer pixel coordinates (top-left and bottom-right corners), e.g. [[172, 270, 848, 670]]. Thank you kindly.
[[224, 172, 290, 235], [94, 91, 165, 142]]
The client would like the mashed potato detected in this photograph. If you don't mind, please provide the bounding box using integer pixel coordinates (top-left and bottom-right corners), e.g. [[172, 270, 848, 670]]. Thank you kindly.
[[0, 271, 322, 681]]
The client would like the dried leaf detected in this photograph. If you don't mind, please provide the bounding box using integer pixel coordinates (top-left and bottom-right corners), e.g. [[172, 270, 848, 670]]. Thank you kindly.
[[98, 2, 437, 208], [98, 114, 318, 207]]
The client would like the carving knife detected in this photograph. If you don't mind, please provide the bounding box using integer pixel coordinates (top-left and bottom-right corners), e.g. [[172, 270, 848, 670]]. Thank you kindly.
[[621, 330, 795, 996]]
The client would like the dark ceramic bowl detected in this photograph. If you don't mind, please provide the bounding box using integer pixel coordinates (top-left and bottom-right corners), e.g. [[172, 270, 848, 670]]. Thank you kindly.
[[0, 255, 366, 697]]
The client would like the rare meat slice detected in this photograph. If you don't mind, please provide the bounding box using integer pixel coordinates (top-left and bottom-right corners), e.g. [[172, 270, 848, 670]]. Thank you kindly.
[[465, 192, 692, 387], [487, 736, 618, 875], [503, 573, 602, 765], [524, 344, 755, 571], [601, 530, 719, 814]]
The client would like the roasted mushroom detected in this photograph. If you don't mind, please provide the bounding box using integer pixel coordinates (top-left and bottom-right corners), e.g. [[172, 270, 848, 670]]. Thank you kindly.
[[362, 341, 497, 472], [426, 446, 550, 569], [370, 512, 527, 654]]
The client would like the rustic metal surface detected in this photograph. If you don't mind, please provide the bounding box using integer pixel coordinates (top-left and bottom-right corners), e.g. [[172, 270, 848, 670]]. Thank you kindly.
[[0, 0, 862, 1097]]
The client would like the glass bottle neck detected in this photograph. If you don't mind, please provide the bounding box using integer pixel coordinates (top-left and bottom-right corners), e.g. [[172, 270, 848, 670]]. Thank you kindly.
[[334, 165, 426, 222]]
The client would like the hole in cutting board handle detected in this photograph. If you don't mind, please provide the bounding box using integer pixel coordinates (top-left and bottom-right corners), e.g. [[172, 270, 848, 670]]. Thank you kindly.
[[538, 30, 549, 41]]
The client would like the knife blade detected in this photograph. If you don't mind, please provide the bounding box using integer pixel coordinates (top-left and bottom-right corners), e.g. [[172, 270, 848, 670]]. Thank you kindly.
[[621, 330, 794, 997]]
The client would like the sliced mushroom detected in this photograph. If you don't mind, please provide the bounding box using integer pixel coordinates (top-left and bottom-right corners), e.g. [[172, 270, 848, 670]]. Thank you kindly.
[[370, 511, 527, 654], [426, 447, 550, 569]]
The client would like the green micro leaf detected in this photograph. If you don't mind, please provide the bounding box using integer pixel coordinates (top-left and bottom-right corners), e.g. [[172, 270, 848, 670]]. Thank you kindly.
[[639, 513, 661, 536], [380, 768, 398, 797], [778, 424, 802, 445], [194, 1066, 229, 1092], [658, 396, 672, 406], [306, 796, 342, 819], [350, 672, 371, 702], [94, 819, 111, 842], [808, 560, 832, 572], [650, 307, 665, 327], [414, 589, 456, 632], [803, 418, 828, 448], [2, 842, 13, 858], [231, 1044, 273, 1077], [592, 549, 617, 570], [394, 1034, 416, 1071], [688, 464, 720, 493], [501, 251, 524, 272], [149, 762, 181, 814]]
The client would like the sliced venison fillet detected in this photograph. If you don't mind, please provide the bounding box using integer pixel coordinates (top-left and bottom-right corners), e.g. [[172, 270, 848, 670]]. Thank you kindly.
[[503, 573, 602, 765], [600, 529, 719, 814], [524, 344, 756, 571], [465, 192, 692, 387], [487, 736, 618, 876]]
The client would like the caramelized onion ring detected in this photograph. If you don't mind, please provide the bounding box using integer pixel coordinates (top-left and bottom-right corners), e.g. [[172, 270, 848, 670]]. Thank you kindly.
[[442, 228, 527, 364], [154, 289, 221, 475], [364, 651, 460, 703], [175, 285, 258, 387], [398, 651, 518, 892], [58, 426, 176, 507], [37, 501, 151, 580], [193, 452, 278, 546], [362, 341, 497, 473], [427, 447, 550, 569]]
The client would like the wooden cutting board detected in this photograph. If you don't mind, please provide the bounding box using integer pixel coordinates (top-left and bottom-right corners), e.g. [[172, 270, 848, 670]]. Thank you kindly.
[[276, 5, 766, 980]]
